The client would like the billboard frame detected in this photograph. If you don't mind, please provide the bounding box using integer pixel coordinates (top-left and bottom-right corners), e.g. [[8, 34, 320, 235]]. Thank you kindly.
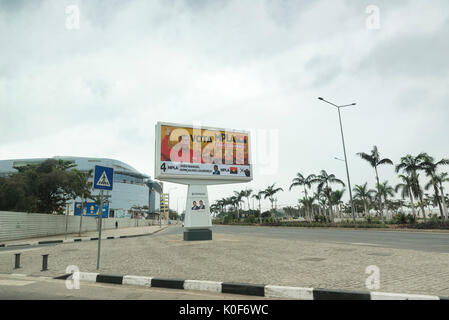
[[154, 121, 253, 185]]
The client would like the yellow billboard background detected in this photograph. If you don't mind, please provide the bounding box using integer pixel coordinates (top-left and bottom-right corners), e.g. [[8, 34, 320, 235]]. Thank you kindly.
[[160, 125, 249, 165]]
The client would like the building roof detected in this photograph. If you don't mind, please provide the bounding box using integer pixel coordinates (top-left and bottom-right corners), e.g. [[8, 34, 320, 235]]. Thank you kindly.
[[0, 156, 150, 179]]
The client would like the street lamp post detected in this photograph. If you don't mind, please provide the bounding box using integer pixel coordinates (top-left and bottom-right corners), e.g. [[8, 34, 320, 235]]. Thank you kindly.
[[318, 97, 357, 224]]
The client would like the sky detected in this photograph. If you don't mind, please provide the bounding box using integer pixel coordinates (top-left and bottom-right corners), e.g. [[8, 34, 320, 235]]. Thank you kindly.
[[1, 0, 449, 212]]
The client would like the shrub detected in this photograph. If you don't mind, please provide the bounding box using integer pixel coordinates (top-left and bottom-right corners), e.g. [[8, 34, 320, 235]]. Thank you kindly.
[[392, 212, 408, 224]]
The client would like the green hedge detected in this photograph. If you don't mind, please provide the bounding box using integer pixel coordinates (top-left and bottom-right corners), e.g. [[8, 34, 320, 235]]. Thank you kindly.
[[212, 220, 449, 230]]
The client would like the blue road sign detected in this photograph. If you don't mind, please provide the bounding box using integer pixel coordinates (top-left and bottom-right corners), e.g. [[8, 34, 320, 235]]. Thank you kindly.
[[94, 165, 114, 190], [74, 202, 109, 218]]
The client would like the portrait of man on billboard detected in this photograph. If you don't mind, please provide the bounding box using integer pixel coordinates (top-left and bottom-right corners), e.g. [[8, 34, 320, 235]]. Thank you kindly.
[[161, 127, 203, 163]]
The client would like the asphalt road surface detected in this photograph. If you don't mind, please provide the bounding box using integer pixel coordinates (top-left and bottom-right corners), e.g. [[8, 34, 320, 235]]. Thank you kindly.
[[158, 225, 449, 253]]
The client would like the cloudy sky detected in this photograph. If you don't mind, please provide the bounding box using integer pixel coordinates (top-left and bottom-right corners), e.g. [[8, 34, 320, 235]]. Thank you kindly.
[[1, 0, 448, 211]]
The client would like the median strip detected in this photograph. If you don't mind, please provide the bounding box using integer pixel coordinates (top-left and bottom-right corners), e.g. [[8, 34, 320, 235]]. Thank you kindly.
[[53, 272, 448, 300]]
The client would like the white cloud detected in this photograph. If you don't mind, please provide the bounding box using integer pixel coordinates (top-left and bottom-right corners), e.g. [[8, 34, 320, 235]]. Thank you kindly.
[[1, 0, 448, 209]]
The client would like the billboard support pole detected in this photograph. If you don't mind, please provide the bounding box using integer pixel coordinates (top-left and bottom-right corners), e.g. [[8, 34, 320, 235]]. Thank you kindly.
[[183, 184, 212, 241]]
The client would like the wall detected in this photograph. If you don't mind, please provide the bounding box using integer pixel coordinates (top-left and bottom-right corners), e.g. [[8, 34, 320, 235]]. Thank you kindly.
[[0, 211, 162, 242]]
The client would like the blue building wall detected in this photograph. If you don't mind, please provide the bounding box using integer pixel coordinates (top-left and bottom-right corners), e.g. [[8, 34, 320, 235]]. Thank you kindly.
[[0, 156, 162, 216]]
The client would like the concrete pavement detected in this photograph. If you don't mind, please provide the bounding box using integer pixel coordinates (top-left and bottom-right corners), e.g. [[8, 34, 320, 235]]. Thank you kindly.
[[1, 225, 448, 297], [0, 224, 169, 248]]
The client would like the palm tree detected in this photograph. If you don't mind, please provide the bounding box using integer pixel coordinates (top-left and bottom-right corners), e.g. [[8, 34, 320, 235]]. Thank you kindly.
[[396, 154, 428, 222], [377, 181, 395, 220], [242, 188, 253, 211], [74, 169, 93, 236], [357, 146, 393, 224], [262, 183, 284, 217], [419, 153, 449, 220], [225, 196, 234, 215], [298, 196, 315, 221], [395, 174, 418, 218], [289, 173, 316, 222], [435, 172, 449, 220], [330, 189, 345, 219], [353, 183, 374, 217], [233, 195, 244, 219], [310, 170, 345, 222], [217, 198, 227, 215], [252, 191, 264, 223], [233, 190, 246, 219]]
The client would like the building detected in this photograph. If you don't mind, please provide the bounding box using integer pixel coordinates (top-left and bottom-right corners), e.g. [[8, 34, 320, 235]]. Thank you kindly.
[[0, 156, 162, 218], [160, 193, 169, 220]]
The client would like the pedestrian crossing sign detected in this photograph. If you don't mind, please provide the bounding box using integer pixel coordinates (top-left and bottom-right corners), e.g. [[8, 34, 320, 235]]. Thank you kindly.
[[94, 165, 114, 190]]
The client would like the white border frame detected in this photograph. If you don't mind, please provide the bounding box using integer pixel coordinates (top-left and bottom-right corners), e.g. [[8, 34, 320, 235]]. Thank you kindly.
[[155, 122, 253, 185]]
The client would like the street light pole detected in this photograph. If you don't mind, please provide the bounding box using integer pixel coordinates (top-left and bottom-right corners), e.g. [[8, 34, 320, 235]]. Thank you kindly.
[[318, 97, 357, 224]]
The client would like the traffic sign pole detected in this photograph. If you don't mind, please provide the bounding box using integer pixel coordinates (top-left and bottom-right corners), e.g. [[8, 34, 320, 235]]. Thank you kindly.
[[96, 189, 104, 270], [93, 165, 113, 270]]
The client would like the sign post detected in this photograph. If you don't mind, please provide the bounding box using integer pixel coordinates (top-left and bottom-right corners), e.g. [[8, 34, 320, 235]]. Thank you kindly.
[[93, 165, 114, 270]]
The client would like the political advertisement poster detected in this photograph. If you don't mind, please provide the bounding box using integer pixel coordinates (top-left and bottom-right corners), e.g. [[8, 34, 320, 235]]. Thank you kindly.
[[155, 122, 252, 182]]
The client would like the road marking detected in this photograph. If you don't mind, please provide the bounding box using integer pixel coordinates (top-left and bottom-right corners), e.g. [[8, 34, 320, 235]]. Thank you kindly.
[[349, 242, 382, 247], [0, 279, 35, 286]]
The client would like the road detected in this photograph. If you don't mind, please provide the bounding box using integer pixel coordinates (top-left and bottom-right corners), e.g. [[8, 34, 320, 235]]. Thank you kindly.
[[156, 225, 449, 253]]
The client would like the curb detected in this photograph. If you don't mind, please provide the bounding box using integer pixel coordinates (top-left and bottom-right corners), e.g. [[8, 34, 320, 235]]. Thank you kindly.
[[55, 272, 448, 300], [0, 226, 169, 248]]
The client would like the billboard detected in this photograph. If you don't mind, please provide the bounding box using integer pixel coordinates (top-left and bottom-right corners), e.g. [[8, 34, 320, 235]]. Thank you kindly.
[[74, 202, 109, 218], [155, 122, 252, 182]]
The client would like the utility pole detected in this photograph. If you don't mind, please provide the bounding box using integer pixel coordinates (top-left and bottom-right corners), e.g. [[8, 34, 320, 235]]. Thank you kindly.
[[318, 97, 357, 224]]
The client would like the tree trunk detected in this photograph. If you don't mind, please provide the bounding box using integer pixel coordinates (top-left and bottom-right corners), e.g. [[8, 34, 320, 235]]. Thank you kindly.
[[327, 195, 334, 222], [440, 183, 448, 220], [374, 166, 384, 224], [409, 190, 416, 219], [418, 191, 427, 222], [433, 184, 444, 219], [78, 196, 84, 237], [364, 201, 368, 217]]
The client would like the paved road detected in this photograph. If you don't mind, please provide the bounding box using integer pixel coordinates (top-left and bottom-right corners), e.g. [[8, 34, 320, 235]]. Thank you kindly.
[[158, 225, 449, 253], [0, 274, 271, 300]]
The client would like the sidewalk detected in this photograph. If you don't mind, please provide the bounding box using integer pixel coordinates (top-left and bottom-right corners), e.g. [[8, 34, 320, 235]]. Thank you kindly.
[[0, 225, 170, 247]]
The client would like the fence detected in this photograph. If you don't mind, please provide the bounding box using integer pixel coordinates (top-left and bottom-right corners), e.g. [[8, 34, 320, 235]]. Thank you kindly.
[[0, 211, 162, 242]]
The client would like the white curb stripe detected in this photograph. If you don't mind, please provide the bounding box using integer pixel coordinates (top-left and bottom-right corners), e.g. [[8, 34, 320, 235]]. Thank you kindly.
[[371, 292, 440, 300], [78, 272, 98, 282], [184, 280, 222, 293], [63, 239, 74, 243], [123, 275, 152, 287], [265, 285, 314, 300]]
